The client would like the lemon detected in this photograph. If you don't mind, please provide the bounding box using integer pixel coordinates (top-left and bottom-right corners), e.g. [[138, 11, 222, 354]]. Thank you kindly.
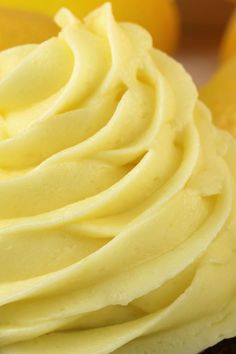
[[221, 9, 236, 61], [200, 54, 236, 137], [0, 0, 179, 53], [0, 7, 59, 51]]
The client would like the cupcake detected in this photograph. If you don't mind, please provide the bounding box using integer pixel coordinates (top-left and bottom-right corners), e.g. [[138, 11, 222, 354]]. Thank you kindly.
[[0, 3, 235, 354]]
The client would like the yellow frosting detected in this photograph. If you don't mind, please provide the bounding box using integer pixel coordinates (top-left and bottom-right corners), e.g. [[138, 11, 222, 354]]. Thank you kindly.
[[0, 4, 236, 354]]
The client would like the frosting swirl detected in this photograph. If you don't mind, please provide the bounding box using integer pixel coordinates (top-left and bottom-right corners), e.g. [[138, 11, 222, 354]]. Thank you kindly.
[[0, 4, 236, 354]]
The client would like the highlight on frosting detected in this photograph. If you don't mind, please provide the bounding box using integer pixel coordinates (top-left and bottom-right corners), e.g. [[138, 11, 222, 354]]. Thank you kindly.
[[0, 3, 236, 353]]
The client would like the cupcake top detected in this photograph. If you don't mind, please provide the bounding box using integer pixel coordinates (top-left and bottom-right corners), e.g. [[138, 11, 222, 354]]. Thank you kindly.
[[0, 4, 236, 354]]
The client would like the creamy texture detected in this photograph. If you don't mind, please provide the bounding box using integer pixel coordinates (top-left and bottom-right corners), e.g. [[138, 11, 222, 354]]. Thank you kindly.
[[0, 4, 236, 354]]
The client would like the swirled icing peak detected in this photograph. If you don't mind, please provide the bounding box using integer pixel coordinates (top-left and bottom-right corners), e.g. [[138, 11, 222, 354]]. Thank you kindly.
[[0, 4, 236, 354]]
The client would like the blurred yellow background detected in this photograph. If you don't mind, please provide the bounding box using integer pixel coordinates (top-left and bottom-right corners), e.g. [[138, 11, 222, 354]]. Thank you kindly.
[[0, 0, 179, 53], [1, 0, 236, 68]]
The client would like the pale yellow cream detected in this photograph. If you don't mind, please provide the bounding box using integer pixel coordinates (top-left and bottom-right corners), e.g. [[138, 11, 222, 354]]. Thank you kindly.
[[0, 4, 236, 354]]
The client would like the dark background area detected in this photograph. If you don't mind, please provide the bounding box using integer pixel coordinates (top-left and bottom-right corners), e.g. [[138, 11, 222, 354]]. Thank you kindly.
[[203, 336, 236, 353], [178, 0, 233, 35], [176, 0, 235, 84]]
